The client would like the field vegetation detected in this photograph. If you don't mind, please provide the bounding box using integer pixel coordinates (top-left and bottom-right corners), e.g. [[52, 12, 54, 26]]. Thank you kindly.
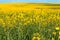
[[0, 3, 60, 40]]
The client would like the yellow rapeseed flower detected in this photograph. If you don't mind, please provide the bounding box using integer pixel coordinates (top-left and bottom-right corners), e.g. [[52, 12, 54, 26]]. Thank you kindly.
[[57, 16, 60, 20], [32, 33, 40, 40], [55, 27, 60, 30], [58, 36, 60, 39], [32, 37, 40, 40], [52, 37, 54, 40]]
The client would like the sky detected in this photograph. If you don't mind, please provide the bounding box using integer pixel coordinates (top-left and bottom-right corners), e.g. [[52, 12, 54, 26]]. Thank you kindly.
[[0, 0, 60, 3]]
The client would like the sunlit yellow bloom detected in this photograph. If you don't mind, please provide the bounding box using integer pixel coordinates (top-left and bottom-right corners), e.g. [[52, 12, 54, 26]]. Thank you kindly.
[[52, 37, 54, 40], [33, 33, 40, 38], [32, 37, 36, 40], [58, 36, 60, 39], [55, 27, 60, 30], [32, 33, 40, 40], [32, 37, 40, 40], [57, 16, 60, 20], [59, 31, 60, 35]]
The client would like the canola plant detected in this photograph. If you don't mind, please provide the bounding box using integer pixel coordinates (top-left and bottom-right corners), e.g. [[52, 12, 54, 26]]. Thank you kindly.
[[0, 4, 60, 40]]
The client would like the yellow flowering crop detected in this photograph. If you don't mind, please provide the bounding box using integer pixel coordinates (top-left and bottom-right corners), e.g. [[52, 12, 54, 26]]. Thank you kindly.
[[0, 3, 60, 40]]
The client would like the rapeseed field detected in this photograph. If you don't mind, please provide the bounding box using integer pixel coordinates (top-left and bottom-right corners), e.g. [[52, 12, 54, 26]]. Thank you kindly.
[[0, 3, 60, 40]]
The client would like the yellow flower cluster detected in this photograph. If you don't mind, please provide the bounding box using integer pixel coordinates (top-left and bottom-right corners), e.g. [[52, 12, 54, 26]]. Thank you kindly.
[[32, 33, 40, 40]]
